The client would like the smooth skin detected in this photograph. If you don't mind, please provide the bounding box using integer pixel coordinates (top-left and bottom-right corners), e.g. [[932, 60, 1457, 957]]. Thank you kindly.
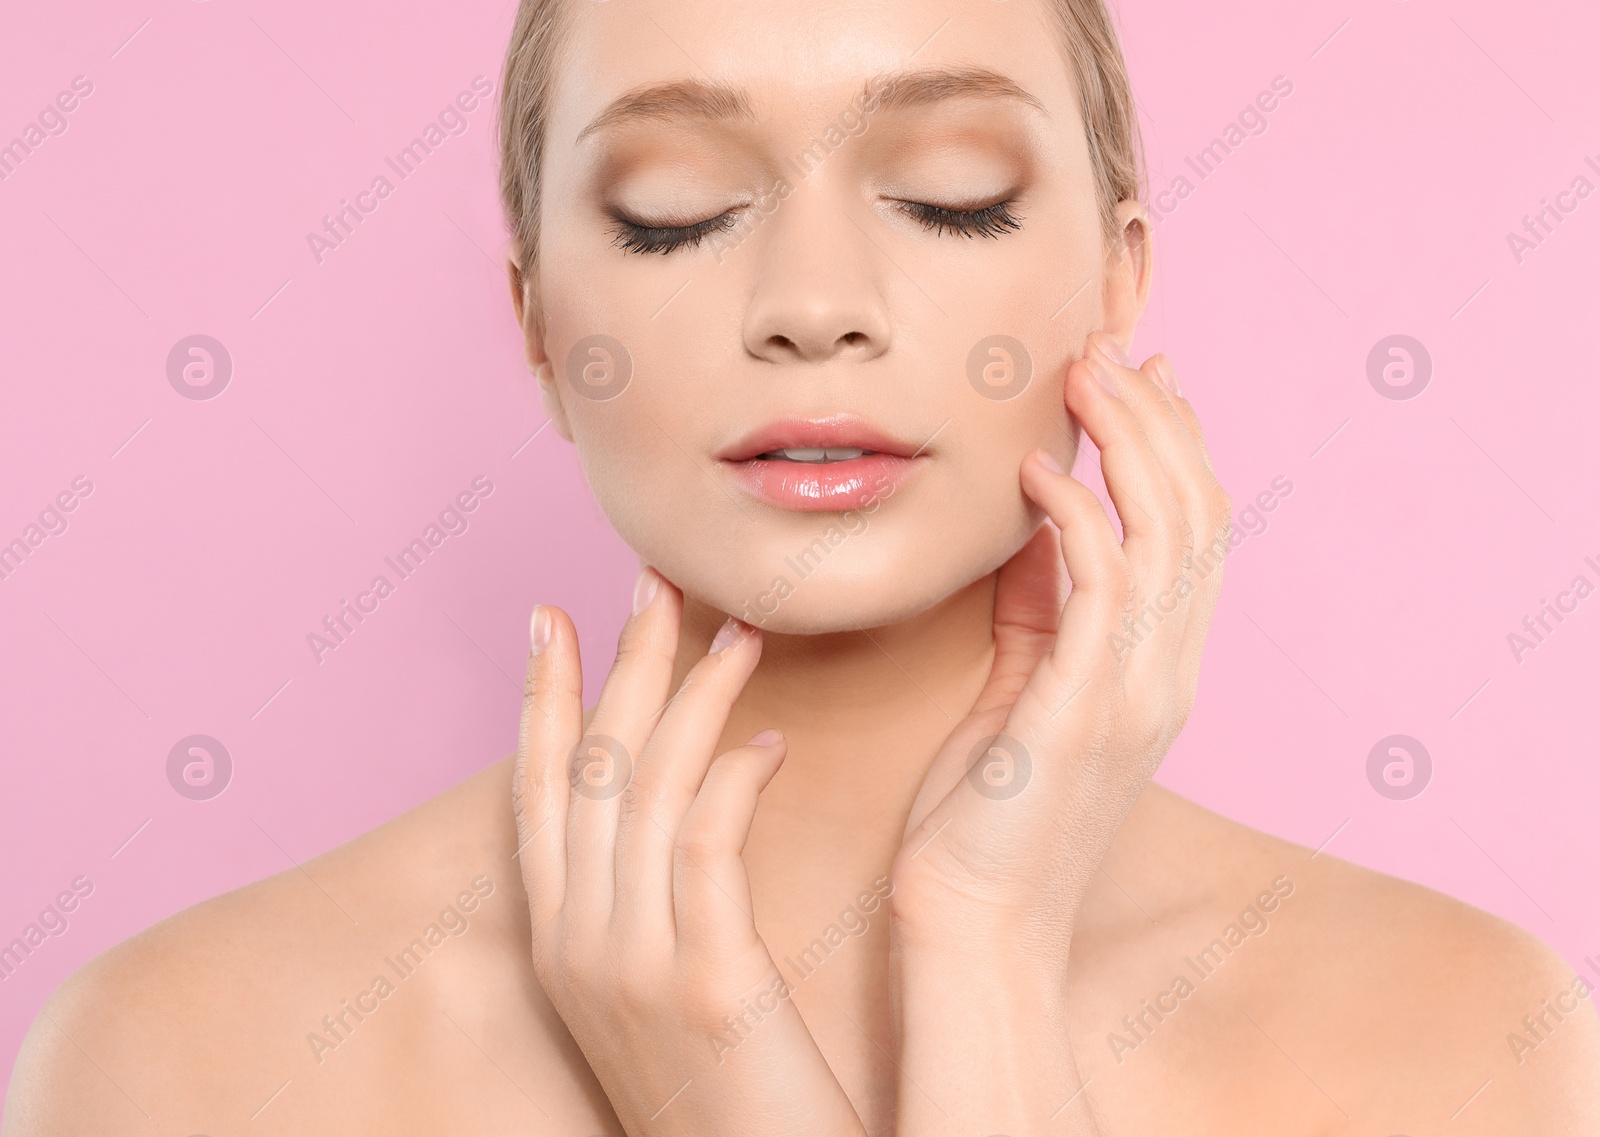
[[7, 0, 1599, 1131], [510, 335, 1237, 1137]]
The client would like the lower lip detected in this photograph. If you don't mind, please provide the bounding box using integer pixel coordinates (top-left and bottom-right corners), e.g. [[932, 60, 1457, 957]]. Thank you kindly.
[[724, 454, 918, 511]]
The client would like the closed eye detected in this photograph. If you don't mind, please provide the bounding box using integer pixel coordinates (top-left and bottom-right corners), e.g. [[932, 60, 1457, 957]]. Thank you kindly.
[[608, 196, 1022, 254], [895, 198, 1022, 239], [610, 211, 739, 255]]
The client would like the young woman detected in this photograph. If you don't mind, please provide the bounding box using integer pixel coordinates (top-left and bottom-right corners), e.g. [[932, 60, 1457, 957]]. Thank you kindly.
[[8, 0, 1598, 1132]]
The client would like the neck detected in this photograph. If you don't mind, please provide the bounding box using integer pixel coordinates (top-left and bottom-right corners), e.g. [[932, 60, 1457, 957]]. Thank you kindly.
[[675, 575, 1000, 861]]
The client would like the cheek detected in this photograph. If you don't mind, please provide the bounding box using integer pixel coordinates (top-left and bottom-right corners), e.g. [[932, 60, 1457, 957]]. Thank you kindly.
[[941, 361, 1077, 537], [567, 388, 698, 551], [954, 368, 1073, 475], [552, 310, 737, 571]]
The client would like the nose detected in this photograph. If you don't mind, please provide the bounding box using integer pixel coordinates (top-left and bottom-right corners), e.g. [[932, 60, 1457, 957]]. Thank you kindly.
[[740, 190, 893, 365]]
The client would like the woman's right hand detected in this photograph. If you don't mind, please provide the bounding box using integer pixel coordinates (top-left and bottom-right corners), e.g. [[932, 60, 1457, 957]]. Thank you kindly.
[[513, 569, 867, 1137]]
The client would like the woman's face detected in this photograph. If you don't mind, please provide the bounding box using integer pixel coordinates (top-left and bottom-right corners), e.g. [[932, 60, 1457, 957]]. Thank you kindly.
[[519, 0, 1147, 632]]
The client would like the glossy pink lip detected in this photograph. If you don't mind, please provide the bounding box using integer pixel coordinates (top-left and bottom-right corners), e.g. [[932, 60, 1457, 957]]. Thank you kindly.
[[718, 415, 926, 512]]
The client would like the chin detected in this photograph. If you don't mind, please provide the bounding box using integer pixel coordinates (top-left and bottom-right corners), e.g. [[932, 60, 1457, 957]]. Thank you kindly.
[[627, 506, 1039, 636]]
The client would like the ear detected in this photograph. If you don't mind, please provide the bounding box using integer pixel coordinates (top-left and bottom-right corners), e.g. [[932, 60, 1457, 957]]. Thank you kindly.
[[1100, 199, 1153, 352], [507, 243, 574, 443]]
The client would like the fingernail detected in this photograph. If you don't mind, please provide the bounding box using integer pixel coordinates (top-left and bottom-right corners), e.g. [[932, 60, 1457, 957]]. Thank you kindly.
[[1157, 358, 1181, 396], [746, 729, 783, 747], [530, 606, 552, 655], [709, 617, 745, 654], [1097, 335, 1131, 366], [1034, 449, 1067, 475], [1085, 351, 1120, 397], [632, 566, 660, 615]]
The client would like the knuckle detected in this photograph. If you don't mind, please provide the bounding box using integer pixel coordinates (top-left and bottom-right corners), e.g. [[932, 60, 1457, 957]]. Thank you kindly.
[[1197, 509, 1233, 570], [512, 761, 557, 819], [1172, 687, 1197, 733], [1131, 707, 1166, 757], [553, 931, 623, 993], [674, 663, 710, 699], [678, 973, 728, 1011], [676, 826, 723, 867], [550, 945, 588, 993], [610, 627, 659, 673], [617, 771, 650, 818], [1174, 517, 1196, 564], [1113, 562, 1139, 615], [1210, 487, 1233, 526]]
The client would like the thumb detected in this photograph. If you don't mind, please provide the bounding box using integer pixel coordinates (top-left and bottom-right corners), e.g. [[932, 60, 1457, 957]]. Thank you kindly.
[[901, 523, 1063, 836], [672, 733, 786, 949], [974, 520, 1064, 713]]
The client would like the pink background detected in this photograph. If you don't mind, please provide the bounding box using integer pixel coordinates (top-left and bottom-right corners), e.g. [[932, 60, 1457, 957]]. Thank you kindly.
[[2, 0, 1597, 1100]]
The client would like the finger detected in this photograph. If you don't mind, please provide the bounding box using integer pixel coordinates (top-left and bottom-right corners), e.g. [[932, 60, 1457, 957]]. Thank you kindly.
[[612, 618, 763, 936], [513, 605, 584, 942], [1139, 355, 1232, 702], [1146, 354, 1233, 592], [563, 568, 683, 925], [899, 453, 1136, 879], [906, 449, 1131, 856], [1096, 339, 1211, 544], [1065, 340, 1186, 583], [1102, 344, 1231, 698], [1016, 449, 1132, 720], [902, 523, 1064, 835], [978, 522, 1066, 714], [584, 567, 683, 756], [673, 733, 786, 952], [1007, 448, 1179, 826], [1146, 354, 1218, 473], [1084, 339, 1213, 677]]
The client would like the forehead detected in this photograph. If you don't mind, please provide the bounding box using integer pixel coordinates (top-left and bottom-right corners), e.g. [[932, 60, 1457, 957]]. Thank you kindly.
[[543, 0, 1080, 146]]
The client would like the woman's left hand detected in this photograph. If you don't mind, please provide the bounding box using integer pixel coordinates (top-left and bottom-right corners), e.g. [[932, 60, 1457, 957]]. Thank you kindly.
[[890, 333, 1231, 953]]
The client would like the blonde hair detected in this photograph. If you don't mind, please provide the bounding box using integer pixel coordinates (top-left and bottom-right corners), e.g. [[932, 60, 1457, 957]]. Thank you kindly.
[[498, 0, 1146, 281]]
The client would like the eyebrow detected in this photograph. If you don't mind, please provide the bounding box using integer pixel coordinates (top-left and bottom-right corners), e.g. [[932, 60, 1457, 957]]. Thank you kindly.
[[574, 66, 1046, 144]]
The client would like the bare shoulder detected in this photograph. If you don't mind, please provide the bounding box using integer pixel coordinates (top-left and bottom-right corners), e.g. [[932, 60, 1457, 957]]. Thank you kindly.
[[1102, 787, 1600, 1134], [2, 758, 581, 1136]]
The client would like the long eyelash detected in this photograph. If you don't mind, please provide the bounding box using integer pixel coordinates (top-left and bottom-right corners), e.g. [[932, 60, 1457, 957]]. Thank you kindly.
[[897, 199, 1023, 239], [610, 213, 737, 256], [610, 199, 1020, 253]]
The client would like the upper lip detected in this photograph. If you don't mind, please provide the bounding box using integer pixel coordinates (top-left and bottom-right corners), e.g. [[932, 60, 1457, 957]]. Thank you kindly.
[[718, 415, 924, 462]]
